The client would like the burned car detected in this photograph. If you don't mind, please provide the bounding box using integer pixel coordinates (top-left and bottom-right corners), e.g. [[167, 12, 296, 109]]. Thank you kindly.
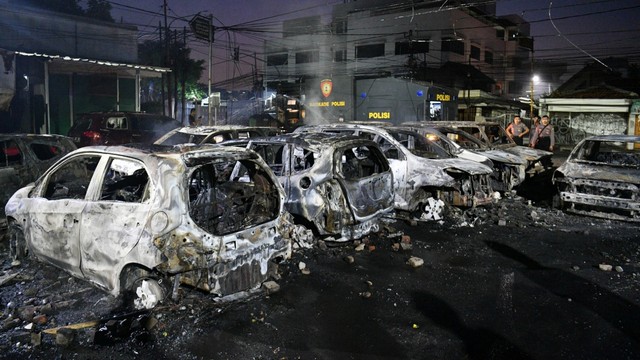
[[224, 132, 394, 241], [154, 125, 281, 146], [294, 124, 495, 221], [406, 121, 553, 179], [402, 124, 526, 191], [553, 135, 640, 222], [0, 134, 76, 228], [5, 144, 293, 308]]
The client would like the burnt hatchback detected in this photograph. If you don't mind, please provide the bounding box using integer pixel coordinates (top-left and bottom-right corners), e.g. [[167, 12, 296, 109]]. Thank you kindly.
[[225, 132, 394, 241], [553, 135, 640, 222], [0, 134, 76, 228], [5, 144, 293, 308]]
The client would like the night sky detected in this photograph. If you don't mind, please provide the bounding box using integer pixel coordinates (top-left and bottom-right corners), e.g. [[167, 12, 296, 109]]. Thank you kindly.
[[110, 0, 640, 88]]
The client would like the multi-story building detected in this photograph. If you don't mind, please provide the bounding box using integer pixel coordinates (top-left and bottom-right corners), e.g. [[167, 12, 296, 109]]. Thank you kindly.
[[0, 0, 168, 134], [264, 0, 533, 123]]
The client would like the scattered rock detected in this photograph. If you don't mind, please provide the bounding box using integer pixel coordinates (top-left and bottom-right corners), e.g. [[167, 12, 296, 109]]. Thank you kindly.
[[17, 305, 36, 322], [365, 280, 373, 287], [401, 235, 411, 244], [571, 265, 580, 271], [400, 242, 413, 251], [498, 219, 507, 226], [343, 255, 355, 264], [598, 264, 613, 271], [530, 211, 540, 221], [391, 243, 400, 252], [359, 291, 372, 299], [301, 268, 311, 275], [55, 327, 75, 347], [32, 314, 47, 326], [355, 243, 365, 252], [367, 245, 376, 252], [407, 257, 424, 268], [298, 262, 306, 271], [317, 240, 328, 251], [262, 281, 280, 294], [615, 266, 624, 273], [31, 332, 42, 347]]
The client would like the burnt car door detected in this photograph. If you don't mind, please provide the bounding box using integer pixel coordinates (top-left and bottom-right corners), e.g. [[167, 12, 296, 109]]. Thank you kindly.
[[334, 143, 393, 219], [79, 156, 153, 288], [22, 154, 101, 276]]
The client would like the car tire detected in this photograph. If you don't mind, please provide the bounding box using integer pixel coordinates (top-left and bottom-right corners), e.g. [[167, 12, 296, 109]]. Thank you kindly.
[[8, 221, 28, 262], [122, 268, 167, 310]]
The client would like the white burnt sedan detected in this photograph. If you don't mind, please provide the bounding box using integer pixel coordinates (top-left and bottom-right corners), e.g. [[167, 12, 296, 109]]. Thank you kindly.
[[6, 144, 294, 308], [553, 135, 640, 222]]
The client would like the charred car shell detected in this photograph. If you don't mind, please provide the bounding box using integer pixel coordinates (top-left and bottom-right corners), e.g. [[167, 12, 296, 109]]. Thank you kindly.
[[224, 132, 394, 241], [400, 125, 526, 191], [0, 134, 76, 228], [154, 125, 281, 146], [553, 135, 640, 222], [409, 121, 553, 179], [294, 124, 495, 220], [5, 144, 293, 307]]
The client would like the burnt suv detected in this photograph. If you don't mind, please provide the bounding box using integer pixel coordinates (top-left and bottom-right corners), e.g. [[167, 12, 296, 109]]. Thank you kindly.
[[68, 112, 180, 147]]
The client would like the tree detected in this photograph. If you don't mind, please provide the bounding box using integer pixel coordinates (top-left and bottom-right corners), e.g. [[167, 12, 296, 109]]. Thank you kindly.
[[20, 0, 114, 22], [138, 38, 206, 112], [85, 0, 114, 22]]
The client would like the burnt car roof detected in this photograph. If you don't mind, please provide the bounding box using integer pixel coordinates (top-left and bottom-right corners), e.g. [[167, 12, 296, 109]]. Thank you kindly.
[[248, 132, 376, 149], [580, 135, 640, 142], [170, 125, 279, 135]]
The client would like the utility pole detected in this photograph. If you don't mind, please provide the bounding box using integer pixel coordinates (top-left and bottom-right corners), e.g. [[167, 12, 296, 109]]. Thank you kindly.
[[163, 0, 173, 118], [181, 27, 187, 125], [159, 21, 165, 116]]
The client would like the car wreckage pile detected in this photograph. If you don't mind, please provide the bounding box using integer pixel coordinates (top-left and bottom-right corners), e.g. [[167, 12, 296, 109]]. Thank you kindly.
[[2, 125, 638, 317]]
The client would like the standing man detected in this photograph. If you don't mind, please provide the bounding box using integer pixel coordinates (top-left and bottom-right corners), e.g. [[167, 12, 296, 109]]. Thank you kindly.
[[506, 115, 529, 146], [530, 115, 555, 151], [529, 115, 540, 145]]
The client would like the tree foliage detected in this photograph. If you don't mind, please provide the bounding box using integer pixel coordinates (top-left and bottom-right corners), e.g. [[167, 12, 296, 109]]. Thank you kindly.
[[21, 0, 113, 22]]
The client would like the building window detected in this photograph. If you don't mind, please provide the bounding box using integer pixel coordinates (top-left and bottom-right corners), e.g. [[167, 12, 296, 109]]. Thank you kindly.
[[484, 50, 493, 64], [356, 43, 385, 59], [496, 29, 505, 39], [334, 20, 347, 34], [395, 41, 429, 55], [295, 50, 318, 64], [441, 38, 464, 55], [267, 53, 288, 66], [470, 45, 480, 60], [334, 49, 346, 62]]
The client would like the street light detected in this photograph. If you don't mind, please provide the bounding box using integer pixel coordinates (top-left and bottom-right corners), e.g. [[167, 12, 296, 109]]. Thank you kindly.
[[529, 75, 539, 118]]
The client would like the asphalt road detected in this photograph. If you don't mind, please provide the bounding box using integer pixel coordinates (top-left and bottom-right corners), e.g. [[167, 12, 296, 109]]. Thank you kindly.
[[1, 195, 639, 360]]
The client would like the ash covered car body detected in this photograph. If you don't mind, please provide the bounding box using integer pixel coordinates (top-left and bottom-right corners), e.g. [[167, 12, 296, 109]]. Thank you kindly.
[[294, 124, 494, 220], [410, 121, 553, 179], [154, 125, 281, 146], [224, 132, 394, 241], [5, 144, 293, 307], [0, 134, 76, 228], [402, 124, 526, 191], [553, 135, 640, 222]]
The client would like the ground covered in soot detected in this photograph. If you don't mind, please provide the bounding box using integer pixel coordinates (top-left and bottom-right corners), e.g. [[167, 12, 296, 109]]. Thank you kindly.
[[0, 192, 639, 360]]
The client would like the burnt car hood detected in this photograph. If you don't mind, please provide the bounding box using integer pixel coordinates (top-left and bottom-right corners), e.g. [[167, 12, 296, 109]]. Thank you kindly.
[[556, 161, 640, 184], [504, 146, 553, 162], [430, 158, 494, 176], [479, 150, 526, 165]]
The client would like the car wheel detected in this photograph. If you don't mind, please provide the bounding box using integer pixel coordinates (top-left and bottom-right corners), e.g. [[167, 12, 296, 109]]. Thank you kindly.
[[123, 268, 167, 310], [420, 197, 446, 221], [8, 221, 28, 263]]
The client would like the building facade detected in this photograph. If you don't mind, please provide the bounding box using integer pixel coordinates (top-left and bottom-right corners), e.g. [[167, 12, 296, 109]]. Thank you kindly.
[[0, 0, 168, 135], [264, 0, 533, 123]]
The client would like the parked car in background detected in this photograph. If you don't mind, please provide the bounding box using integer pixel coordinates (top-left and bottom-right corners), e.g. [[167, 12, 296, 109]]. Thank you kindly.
[[407, 121, 553, 179], [6, 144, 294, 309], [294, 124, 495, 221], [553, 135, 640, 222], [402, 124, 526, 191], [154, 125, 281, 146], [224, 132, 394, 242], [0, 134, 76, 228], [68, 112, 180, 147]]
